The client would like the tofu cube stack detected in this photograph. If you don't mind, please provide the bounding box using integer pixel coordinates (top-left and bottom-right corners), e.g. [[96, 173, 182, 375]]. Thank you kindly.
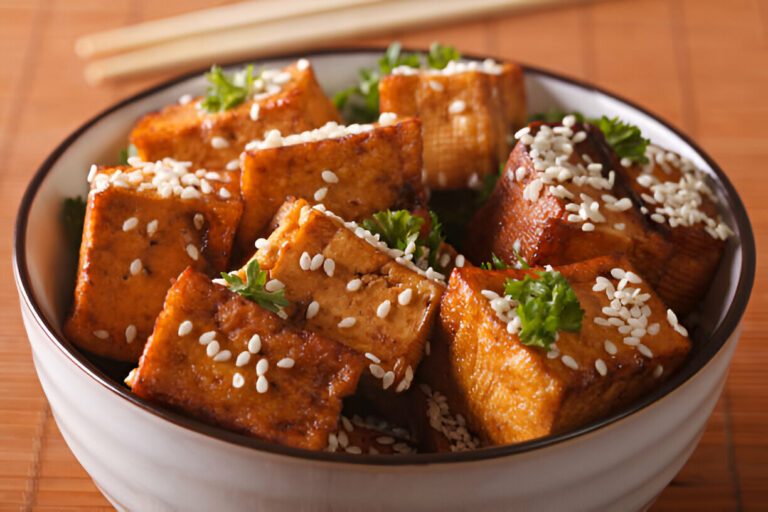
[[434, 255, 690, 445], [251, 199, 445, 394], [131, 268, 364, 451], [235, 114, 426, 253], [64, 159, 242, 361]]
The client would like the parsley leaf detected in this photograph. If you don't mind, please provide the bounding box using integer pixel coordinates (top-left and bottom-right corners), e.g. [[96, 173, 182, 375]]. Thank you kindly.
[[426, 42, 462, 70], [61, 196, 86, 251], [527, 108, 585, 124], [593, 115, 650, 164], [361, 209, 446, 271], [201, 64, 259, 113], [118, 144, 138, 166], [503, 270, 584, 350], [221, 259, 290, 313], [481, 253, 510, 270]]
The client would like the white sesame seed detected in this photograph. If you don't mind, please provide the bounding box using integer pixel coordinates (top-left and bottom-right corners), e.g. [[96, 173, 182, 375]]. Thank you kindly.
[[323, 258, 335, 277], [277, 357, 295, 369], [256, 375, 268, 393], [124, 324, 137, 344], [667, 308, 679, 327], [314, 187, 328, 201], [455, 254, 465, 268], [341, 416, 354, 432], [122, 217, 138, 231], [178, 320, 193, 336], [562, 114, 576, 127], [248, 334, 261, 354], [249, 103, 260, 121], [129, 258, 142, 276], [637, 344, 654, 358], [147, 219, 158, 236], [219, 187, 231, 199], [369, 364, 385, 378], [610, 268, 626, 280], [232, 373, 245, 388], [623, 337, 640, 346], [604, 340, 617, 355], [235, 351, 251, 367], [256, 358, 269, 376], [595, 358, 608, 376], [346, 278, 362, 292], [653, 365, 664, 378], [377, 300, 391, 319], [206, 340, 220, 357], [448, 100, 466, 114], [226, 159, 239, 171], [276, 308, 288, 319], [365, 352, 381, 364], [398, 288, 413, 306], [337, 431, 349, 448], [186, 244, 199, 261], [321, 170, 339, 184], [582, 222, 595, 232], [297, 58, 309, 70], [561, 355, 579, 370], [675, 323, 689, 337], [299, 252, 311, 270], [647, 323, 660, 336], [265, 279, 284, 292], [428, 80, 444, 92], [382, 371, 395, 389], [338, 317, 356, 328], [310, 253, 324, 271], [199, 331, 216, 345], [213, 350, 232, 362], [255, 238, 270, 250], [211, 136, 229, 149], [376, 435, 396, 445], [193, 213, 204, 230], [304, 300, 320, 320]]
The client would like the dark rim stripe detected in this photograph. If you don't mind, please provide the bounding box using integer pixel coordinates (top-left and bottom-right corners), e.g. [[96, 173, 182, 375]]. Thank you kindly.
[[12, 47, 756, 466]]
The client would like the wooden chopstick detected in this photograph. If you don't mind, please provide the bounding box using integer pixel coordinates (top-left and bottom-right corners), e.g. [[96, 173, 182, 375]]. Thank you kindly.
[[75, 0, 386, 59], [82, 0, 578, 84]]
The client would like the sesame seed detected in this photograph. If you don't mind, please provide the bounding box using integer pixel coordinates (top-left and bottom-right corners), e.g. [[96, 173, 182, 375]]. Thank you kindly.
[[226, 159, 239, 171], [337, 431, 349, 447], [653, 365, 664, 378], [561, 354, 579, 370], [277, 357, 295, 369], [193, 213, 204, 230], [122, 217, 138, 231], [199, 331, 216, 345], [211, 136, 229, 149], [369, 364, 385, 378], [236, 351, 251, 367], [595, 358, 608, 376], [247, 334, 262, 354], [582, 222, 595, 232], [321, 170, 339, 184], [310, 253, 324, 271], [178, 320, 193, 336], [376, 436, 395, 445], [147, 219, 158, 236], [650, 213, 666, 224], [256, 358, 268, 376], [428, 80, 444, 92], [276, 308, 288, 319], [346, 278, 362, 292], [365, 352, 381, 364], [206, 340, 220, 357], [232, 373, 245, 388], [338, 317, 356, 328], [376, 300, 391, 319], [129, 258, 142, 276], [186, 244, 199, 261], [299, 252, 311, 270], [314, 187, 328, 201], [219, 187, 231, 199], [637, 344, 654, 358], [250, 103, 260, 121], [341, 416, 354, 432], [481, 290, 499, 300], [323, 258, 335, 277], [623, 337, 640, 346], [124, 324, 137, 344], [382, 371, 395, 389], [297, 58, 309, 70], [305, 300, 320, 320], [455, 254, 465, 268], [398, 288, 413, 306], [448, 100, 466, 114], [604, 340, 617, 355], [256, 375, 268, 393], [93, 330, 109, 340], [255, 238, 270, 250], [265, 279, 284, 292], [213, 350, 232, 362], [610, 268, 626, 280]]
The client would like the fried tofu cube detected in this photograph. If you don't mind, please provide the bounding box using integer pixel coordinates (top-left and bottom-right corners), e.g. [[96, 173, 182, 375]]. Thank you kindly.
[[379, 60, 526, 190], [234, 116, 425, 253], [249, 199, 445, 393], [64, 160, 242, 361], [438, 255, 690, 445], [616, 144, 729, 314], [131, 268, 363, 450], [130, 60, 340, 170], [324, 414, 415, 455]]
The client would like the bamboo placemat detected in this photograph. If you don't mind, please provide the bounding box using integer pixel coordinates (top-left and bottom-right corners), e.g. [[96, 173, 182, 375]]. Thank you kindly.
[[1, 0, 765, 510]]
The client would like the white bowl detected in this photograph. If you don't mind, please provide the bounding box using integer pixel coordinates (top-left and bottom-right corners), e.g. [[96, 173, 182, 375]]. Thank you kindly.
[[13, 50, 755, 511]]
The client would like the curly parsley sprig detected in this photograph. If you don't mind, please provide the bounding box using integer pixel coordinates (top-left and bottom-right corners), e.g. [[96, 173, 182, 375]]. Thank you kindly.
[[503, 269, 584, 351], [360, 209, 446, 272], [221, 259, 289, 313], [201, 64, 261, 113]]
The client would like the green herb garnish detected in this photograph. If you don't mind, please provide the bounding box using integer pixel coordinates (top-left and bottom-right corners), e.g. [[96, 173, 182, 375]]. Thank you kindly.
[[118, 144, 138, 165], [360, 209, 446, 271], [503, 269, 584, 350], [61, 196, 86, 251], [201, 64, 260, 113], [481, 253, 510, 270], [527, 108, 585, 124], [426, 42, 462, 70], [221, 259, 290, 313]]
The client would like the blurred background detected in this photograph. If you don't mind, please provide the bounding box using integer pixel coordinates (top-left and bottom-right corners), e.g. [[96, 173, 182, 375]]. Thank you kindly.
[[1, 0, 765, 510]]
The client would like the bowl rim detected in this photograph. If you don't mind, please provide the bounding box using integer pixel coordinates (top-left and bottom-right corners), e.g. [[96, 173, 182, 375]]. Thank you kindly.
[[13, 47, 756, 467]]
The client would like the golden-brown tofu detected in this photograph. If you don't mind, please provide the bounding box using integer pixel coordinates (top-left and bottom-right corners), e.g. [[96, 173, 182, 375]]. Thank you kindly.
[[438, 255, 690, 445], [130, 61, 340, 170], [64, 161, 242, 361], [379, 61, 526, 190], [248, 199, 445, 393], [234, 117, 425, 254], [131, 268, 364, 451], [324, 414, 415, 455]]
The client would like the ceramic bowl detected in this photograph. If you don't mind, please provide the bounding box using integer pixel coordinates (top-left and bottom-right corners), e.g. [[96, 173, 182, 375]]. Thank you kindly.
[[13, 49, 755, 511]]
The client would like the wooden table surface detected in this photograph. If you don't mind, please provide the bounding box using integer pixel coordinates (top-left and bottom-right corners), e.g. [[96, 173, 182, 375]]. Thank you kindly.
[[1, 0, 766, 510]]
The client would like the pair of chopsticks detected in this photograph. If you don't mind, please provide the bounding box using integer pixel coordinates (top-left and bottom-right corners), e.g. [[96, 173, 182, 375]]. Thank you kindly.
[[76, 0, 577, 85]]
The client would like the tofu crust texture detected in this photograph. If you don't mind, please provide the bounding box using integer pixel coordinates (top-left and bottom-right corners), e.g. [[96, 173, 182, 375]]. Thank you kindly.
[[131, 268, 364, 451], [437, 255, 691, 445]]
